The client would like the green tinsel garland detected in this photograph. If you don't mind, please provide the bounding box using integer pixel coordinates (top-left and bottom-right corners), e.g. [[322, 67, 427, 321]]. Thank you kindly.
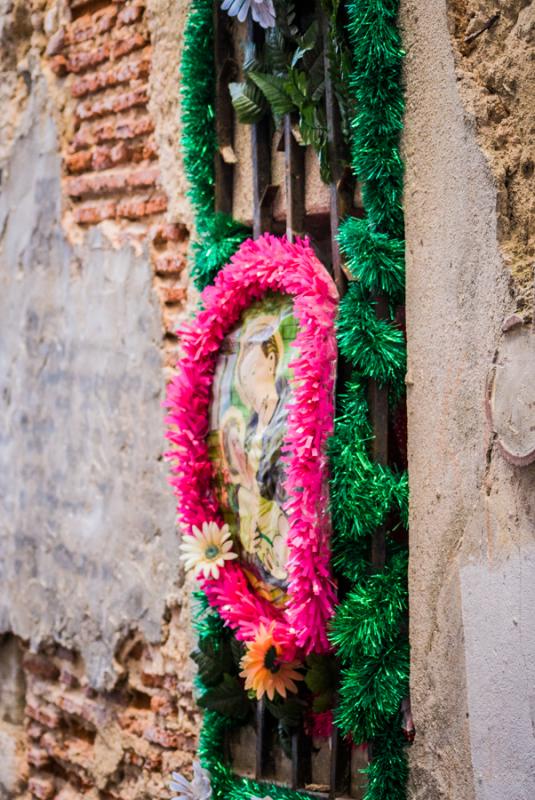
[[329, 1, 409, 798], [179, 2, 409, 799], [180, 0, 249, 289]]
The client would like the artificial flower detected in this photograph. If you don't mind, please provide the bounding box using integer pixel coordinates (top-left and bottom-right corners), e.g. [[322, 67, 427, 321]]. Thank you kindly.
[[169, 761, 211, 800], [239, 623, 303, 700], [166, 234, 338, 653], [220, 0, 276, 28], [180, 522, 237, 579]]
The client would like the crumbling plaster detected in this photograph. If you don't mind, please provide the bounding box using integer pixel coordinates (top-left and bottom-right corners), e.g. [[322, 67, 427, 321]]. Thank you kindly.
[[402, 1, 535, 798], [0, 67, 182, 689]]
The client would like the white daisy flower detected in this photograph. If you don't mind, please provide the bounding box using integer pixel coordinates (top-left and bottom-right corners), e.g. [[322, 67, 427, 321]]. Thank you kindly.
[[180, 521, 237, 579], [169, 762, 212, 800], [220, 0, 276, 29]]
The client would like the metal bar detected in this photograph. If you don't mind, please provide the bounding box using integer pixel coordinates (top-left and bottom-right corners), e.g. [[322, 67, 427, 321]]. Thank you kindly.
[[284, 113, 305, 243], [247, 18, 275, 238], [291, 728, 311, 790], [213, 6, 236, 214], [328, 722, 351, 799], [321, 13, 354, 296], [255, 699, 270, 780]]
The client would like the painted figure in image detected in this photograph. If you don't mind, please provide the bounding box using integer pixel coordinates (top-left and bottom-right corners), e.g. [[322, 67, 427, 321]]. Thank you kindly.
[[209, 298, 298, 606], [235, 317, 290, 585]]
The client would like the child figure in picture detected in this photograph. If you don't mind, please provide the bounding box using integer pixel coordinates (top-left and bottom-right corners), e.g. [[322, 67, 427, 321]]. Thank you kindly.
[[220, 409, 258, 554], [235, 316, 291, 587]]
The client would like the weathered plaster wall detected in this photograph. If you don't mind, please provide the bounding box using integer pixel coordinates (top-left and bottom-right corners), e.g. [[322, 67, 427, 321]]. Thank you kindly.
[[0, 74, 179, 689], [0, 0, 199, 796], [402, 1, 535, 798]]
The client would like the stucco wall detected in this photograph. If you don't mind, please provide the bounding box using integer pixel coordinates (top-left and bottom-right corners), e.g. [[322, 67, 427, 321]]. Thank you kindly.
[[402, 1, 535, 798], [0, 1, 198, 795], [0, 72, 179, 690]]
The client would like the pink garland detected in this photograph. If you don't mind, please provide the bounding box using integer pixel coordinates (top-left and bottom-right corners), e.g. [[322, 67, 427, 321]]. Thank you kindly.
[[166, 234, 338, 655]]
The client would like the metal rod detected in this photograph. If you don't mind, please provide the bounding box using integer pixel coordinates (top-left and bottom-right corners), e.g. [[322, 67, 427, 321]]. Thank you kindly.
[[255, 699, 269, 780], [284, 113, 305, 243], [213, 6, 236, 214], [247, 18, 275, 238], [291, 728, 311, 790], [321, 13, 354, 296]]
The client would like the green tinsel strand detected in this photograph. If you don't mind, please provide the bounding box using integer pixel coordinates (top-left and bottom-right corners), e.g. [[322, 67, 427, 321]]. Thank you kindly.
[[192, 213, 250, 291], [192, 590, 225, 641], [180, 0, 217, 228], [346, 0, 404, 235], [363, 723, 408, 800], [338, 216, 405, 300], [337, 283, 406, 386], [329, 377, 407, 542], [331, 535, 370, 582], [335, 638, 409, 742], [330, 551, 408, 661]]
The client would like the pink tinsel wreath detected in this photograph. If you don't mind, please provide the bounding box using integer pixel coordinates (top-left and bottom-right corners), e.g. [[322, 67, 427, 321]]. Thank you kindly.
[[165, 234, 338, 657]]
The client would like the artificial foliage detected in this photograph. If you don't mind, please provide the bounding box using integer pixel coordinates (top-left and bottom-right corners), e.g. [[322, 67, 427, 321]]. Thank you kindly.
[[174, 1, 409, 799], [229, 2, 352, 182]]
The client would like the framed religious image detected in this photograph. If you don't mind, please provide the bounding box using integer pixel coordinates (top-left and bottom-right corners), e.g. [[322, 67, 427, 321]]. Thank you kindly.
[[166, 234, 339, 658]]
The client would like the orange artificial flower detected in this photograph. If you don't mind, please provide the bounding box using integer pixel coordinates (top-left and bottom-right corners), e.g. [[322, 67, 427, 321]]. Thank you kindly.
[[239, 623, 303, 701]]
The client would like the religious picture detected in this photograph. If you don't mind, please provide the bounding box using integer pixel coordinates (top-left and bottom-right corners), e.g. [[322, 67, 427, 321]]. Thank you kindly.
[[207, 293, 298, 607]]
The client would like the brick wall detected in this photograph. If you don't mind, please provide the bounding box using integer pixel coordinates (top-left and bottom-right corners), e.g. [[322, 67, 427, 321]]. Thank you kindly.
[[45, 0, 190, 373], [0, 2, 200, 798], [1, 606, 198, 799]]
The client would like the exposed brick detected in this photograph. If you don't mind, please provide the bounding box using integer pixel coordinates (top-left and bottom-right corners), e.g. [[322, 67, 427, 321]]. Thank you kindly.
[[72, 201, 117, 224], [23, 655, 60, 681], [28, 747, 51, 769], [140, 137, 158, 161], [26, 702, 61, 730], [67, 45, 109, 74], [150, 694, 176, 716], [49, 55, 68, 76], [71, 54, 151, 98], [116, 709, 148, 736], [161, 287, 187, 305], [72, 115, 154, 150], [118, 3, 145, 25], [143, 725, 180, 749], [65, 166, 159, 197], [54, 693, 108, 728], [76, 87, 148, 122], [154, 254, 187, 276], [28, 776, 55, 800], [116, 193, 167, 219], [65, 150, 93, 174], [111, 31, 148, 60], [140, 671, 165, 689], [151, 224, 188, 245], [41, 732, 95, 781], [69, 8, 117, 45]]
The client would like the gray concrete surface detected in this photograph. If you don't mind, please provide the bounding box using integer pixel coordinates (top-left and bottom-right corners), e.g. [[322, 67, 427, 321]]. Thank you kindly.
[[0, 76, 179, 689], [402, 1, 535, 797]]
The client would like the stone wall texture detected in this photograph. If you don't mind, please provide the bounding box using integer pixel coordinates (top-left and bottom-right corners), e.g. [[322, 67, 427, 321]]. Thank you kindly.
[[0, 0, 198, 797], [402, 1, 535, 799]]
